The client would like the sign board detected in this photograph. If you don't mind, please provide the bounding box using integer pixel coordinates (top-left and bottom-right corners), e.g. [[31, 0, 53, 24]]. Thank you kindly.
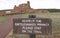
[[13, 18, 52, 35]]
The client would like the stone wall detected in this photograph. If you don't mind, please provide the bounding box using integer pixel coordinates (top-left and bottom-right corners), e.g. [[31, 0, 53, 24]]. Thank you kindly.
[[0, 1, 48, 16], [0, 12, 6, 16], [11, 1, 48, 13]]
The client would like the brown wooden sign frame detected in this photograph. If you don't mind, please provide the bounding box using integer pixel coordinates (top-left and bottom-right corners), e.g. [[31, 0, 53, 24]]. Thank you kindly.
[[13, 18, 52, 35]]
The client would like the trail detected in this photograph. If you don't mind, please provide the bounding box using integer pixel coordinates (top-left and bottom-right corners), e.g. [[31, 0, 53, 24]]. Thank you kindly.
[[0, 15, 20, 38]]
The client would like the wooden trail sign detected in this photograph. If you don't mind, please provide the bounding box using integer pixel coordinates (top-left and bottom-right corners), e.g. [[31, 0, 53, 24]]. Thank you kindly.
[[13, 18, 52, 35]]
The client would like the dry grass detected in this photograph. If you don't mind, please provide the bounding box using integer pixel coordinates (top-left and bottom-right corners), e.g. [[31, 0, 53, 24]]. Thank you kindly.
[[5, 13, 60, 38]]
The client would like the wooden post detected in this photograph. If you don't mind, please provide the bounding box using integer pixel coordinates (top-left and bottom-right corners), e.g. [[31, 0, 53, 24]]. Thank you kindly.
[[30, 34, 36, 38], [29, 15, 36, 38]]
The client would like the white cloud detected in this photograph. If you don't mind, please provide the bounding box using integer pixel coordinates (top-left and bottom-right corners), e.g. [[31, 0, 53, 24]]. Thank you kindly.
[[30, 0, 60, 9], [0, 0, 60, 10]]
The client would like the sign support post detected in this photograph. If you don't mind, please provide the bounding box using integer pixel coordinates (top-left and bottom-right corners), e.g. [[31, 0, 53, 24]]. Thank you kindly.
[[29, 15, 36, 38], [30, 34, 36, 38]]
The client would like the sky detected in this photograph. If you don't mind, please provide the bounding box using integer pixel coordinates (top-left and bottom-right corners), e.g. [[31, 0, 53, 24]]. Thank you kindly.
[[0, 0, 60, 10]]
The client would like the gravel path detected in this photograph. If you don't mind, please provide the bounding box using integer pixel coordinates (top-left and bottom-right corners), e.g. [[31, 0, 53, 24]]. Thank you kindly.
[[0, 16, 13, 38], [0, 15, 20, 38]]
